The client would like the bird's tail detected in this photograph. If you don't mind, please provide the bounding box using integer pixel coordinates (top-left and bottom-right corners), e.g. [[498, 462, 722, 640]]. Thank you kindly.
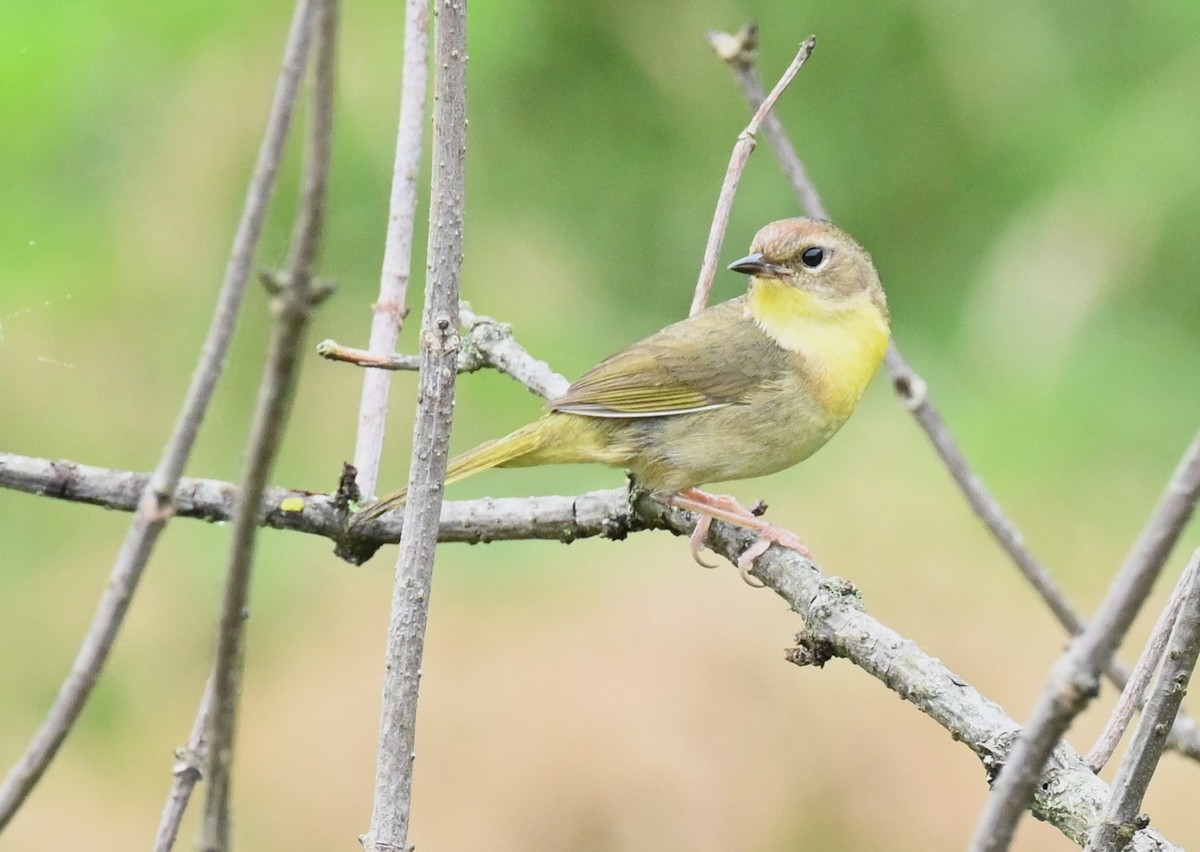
[[354, 418, 551, 524]]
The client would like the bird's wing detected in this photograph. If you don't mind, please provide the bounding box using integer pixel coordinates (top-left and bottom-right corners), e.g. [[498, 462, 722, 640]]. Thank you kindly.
[[549, 300, 786, 419]]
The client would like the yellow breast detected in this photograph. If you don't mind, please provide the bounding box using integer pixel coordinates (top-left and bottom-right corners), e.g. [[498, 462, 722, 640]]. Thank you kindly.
[[746, 278, 890, 418]]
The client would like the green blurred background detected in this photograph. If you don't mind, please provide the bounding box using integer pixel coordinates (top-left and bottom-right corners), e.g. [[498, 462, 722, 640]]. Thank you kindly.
[[3, 0, 1200, 849]]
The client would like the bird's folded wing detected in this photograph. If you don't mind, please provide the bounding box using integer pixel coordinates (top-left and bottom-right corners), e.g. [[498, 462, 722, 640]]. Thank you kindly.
[[549, 328, 783, 419]]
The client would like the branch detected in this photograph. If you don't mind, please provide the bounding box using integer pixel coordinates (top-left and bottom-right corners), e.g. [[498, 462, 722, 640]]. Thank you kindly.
[[153, 676, 213, 852], [0, 0, 318, 829], [635, 498, 1181, 851], [317, 305, 570, 401], [688, 35, 815, 316], [0, 449, 1184, 850], [886, 344, 1200, 760], [351, 0, 430, 500], [1089, 550, 1200, 850], [971, 430, 1200, 852], [319, 339, 470, 371], [200, 1, 337, 845], [707, 23, 828, 220], [457, 304, 571, 399], [1087, 555, 1195, 770], [364, 0, 468, 847], [0, 453, 630, 549]]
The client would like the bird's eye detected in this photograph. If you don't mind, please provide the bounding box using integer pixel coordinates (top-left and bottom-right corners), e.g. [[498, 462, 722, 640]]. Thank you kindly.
[[801, 246, 826, 268]]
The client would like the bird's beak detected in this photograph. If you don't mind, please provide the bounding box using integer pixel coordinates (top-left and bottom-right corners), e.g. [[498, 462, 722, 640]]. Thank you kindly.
[[728, 252, 788, 279]]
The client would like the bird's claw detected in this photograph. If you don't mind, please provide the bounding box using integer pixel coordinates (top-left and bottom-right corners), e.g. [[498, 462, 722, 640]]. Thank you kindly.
[[735, 524, 812, 587], [689, 515, 719, 569], [735, 539, 770, 587]]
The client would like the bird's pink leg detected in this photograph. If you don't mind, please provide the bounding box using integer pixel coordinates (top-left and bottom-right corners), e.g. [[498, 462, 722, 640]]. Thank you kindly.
[[669, 488, 811, 585]]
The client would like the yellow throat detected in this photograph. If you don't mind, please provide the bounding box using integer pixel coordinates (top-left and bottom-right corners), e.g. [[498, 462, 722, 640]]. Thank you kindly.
[[746, 277, 891, 417]]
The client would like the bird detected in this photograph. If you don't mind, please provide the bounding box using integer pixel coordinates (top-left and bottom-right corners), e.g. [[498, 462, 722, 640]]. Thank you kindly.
[[355, 217, 891, 581]]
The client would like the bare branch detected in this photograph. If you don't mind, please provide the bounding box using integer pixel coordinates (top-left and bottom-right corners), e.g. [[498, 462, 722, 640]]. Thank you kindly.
[[317, 307, 570, 401], [154, 676, 213, 852], [1089, 550, 1200, 850], [688, 35, 816, 316], [0, 0, 320, 829], [0, 453, 631, 549], [319, 338, 470, 372], [1087, 556, 1195, 771], [971, 430, 1200, 852], [707, 23, 828, 221], [352, 0, 430, 500], [457, 305, 570, 399], [364, 0, 468, 847], [199, 2, 337, 846], [884, 347, 1096, 632], [631, 496, 1182, 852]]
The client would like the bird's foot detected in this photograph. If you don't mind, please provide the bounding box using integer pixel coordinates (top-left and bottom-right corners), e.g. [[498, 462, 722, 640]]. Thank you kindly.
[[669, 488, 810, 586]]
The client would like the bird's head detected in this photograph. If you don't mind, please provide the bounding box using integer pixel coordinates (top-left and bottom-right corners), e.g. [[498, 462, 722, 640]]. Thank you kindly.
[[729, 217, 888, 320]]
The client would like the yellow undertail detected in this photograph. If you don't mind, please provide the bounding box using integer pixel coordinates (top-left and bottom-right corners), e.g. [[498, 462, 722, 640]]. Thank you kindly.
[[354, 415, 600, 523]]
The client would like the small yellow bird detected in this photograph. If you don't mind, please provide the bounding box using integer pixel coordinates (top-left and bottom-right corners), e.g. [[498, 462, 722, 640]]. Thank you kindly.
[[357, 217, 890, 577]]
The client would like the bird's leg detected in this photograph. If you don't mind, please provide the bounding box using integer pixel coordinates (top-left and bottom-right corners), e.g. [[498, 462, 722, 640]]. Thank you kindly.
[[669, 488, 811, 585], [671, 488, 811, 553]]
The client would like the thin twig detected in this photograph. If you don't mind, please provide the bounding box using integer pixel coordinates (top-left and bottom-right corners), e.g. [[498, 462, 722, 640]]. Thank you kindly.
[[1089, 550, 1200, 850], [0, 0, 318, 829], [884, 348, 1097, 635], [708, 24, 827, 220], [688, 35, 815, 316], [970, 430, 1200, 852], [199, 1, 337, 847], [320, 307, 570, 402], [316, 312, 568, 408], [707, 20, 1200, 764], [320, 339, 448, 371], [352, 0, 430, 500], [1086, 556, 1194, 771], [363, 0, 468, 848], [153, 676, 214, 852]]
